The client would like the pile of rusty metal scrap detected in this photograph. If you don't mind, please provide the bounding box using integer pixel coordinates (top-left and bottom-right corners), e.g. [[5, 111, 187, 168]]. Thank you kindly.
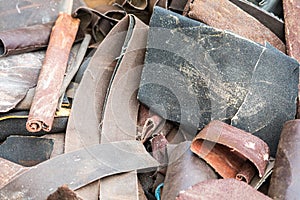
[[0, 0, 299, 199]]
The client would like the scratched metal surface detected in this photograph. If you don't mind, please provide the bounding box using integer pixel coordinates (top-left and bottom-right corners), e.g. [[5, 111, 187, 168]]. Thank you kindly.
[[0, 0, 85, 31]]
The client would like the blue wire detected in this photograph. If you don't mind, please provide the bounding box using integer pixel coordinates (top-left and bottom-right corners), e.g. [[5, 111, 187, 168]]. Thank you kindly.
[[155, 183, 164, 200]]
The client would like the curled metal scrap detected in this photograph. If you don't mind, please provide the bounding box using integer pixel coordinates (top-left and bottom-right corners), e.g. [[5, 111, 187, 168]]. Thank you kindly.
[[191, 120, 270, 182]]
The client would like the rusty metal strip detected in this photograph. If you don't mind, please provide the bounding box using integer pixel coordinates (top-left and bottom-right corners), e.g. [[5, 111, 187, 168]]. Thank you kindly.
[[268, 120, 300, 199], [187, 0, 285, 52], [177, 178, 272, 199], [191, 120, 269, 183], [0, 140, 159, 200], [282, 0, 300, 118], [99, 15, 149, 200], [283, 0, 300, 61], [26, 13, 80, 132]]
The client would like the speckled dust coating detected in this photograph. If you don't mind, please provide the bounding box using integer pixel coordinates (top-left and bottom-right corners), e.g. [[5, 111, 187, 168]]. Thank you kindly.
[[26, 13, 80, 132], [283, 0, 300, 61], [188, 0, 286, 52]]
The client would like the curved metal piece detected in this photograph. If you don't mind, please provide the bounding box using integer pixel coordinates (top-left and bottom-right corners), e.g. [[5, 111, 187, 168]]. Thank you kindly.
[[191, 120, 269, 182]]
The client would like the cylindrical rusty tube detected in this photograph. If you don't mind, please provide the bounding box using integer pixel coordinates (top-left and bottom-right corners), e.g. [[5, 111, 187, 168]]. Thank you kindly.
[[268, 120, 300, 199], [0, 23, 52, 57], [26, 13, 80, 132]]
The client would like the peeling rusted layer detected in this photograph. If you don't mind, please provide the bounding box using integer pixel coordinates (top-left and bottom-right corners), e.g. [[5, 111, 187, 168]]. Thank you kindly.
[[268, 120, 300, 199], [283, 0, 300, 62], [176, 179, 272, 200], [191, 120, 269, 182], [0, 23, 52, 57], [26, 13, 79, 132], [187, 0, 285, 52]]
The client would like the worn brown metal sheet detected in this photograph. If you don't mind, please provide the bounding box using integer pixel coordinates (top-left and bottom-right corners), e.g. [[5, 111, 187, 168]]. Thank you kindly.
[[73, 7, 125, 43], [283, 0, 300, 118], [268, 120, 300, 199], [64, 14, 131, 199], [283, 0, 300, 61], [229, 0, 284, 41], [115, 0, 148, 10], [176, 178, 272, 200], [0, 141, 159, 200], [99, 15, 149, 200], [191, 120, 269, 182], [187, 0, 285, 52], [162, 142, 217, 200], [26, 14, 79, 132]]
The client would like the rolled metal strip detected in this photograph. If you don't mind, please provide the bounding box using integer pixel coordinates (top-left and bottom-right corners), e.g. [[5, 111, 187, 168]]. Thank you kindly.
[[26, 13, 80, 132], [0, 23, 52, 57]]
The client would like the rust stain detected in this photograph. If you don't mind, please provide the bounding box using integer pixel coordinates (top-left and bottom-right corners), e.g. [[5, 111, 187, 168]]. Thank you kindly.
[[26, 13, 80, 132]]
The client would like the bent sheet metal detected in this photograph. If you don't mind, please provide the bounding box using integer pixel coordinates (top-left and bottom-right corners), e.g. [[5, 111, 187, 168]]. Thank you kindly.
[[0, 140, 159, 200], [138, 7, 299, 157]]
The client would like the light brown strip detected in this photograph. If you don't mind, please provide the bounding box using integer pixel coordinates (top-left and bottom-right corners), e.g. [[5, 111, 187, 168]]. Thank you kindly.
[[26, 13, 79, 132]]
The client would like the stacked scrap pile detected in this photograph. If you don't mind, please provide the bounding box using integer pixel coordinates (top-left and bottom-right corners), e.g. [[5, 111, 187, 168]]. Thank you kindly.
[[0, 0, 299, 199]]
